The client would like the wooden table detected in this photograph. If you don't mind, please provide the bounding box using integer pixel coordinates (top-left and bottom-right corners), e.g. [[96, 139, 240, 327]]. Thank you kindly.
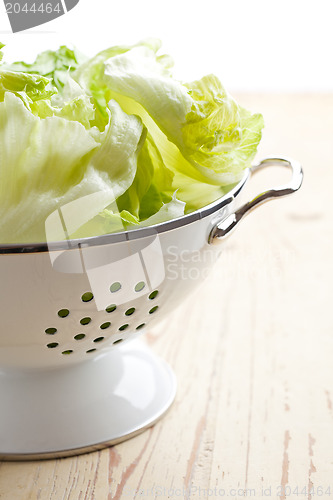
[[0, 94, 331, 500]]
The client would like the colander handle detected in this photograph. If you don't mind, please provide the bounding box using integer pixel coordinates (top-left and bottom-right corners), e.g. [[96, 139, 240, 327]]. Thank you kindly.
[[209, 156, 303, 243]]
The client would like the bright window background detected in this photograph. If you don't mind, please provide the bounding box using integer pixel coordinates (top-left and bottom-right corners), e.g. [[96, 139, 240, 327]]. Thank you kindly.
[[0, 0, 332, 92]]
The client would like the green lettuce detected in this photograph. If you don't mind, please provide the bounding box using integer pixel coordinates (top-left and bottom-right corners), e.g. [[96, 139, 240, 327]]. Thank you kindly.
[[3, 45, 86, 90], [0, 40, 263, 244]]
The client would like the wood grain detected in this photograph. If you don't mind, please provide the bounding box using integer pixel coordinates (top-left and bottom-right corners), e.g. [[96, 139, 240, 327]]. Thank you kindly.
[[0, 94, 332, 500]]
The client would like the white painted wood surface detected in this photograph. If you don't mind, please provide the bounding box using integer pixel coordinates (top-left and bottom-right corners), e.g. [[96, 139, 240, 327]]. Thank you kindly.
[[0, 94, 331, 500]]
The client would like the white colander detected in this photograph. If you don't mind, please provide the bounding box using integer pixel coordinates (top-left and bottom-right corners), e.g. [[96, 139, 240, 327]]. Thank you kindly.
[[0, 157, 303, 460]]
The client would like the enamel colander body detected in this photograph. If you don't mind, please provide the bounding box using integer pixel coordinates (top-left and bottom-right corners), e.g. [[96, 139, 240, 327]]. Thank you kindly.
[[0, 157, 303, 460]]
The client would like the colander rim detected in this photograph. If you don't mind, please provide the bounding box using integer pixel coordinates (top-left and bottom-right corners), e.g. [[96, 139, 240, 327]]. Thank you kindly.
[[0, 169, 249, 254]]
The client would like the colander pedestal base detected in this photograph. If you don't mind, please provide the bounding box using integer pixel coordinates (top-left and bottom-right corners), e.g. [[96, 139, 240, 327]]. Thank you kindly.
[[0, 340, 176, 460]]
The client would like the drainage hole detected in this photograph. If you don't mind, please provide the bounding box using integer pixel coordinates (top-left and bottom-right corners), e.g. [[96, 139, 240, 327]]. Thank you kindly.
[[136, 323, 145, 330], [62, 350, 73, 355], [86, 348, 96, 353], [149, 290, 159, 300], [149, 306, 159, 314], [113, 339, 123, 345], [106, 304, 116, 313], [110, 282, 121, 293], [100, 321, 111, 330], [93, 336, 105, 343], [134, 281, 145, 292], [58, 309, 69, 318], [47, 342, 58, 348], [74, 334, 86, 340], [81, 292, 94, 302], [45, 328, 57, 335], [125, 307, 135, 316], [119, 324, 129, 331], [80, 317, 91, 325]]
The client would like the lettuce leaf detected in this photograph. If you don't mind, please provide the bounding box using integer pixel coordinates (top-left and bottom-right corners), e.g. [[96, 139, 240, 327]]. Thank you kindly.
[[100, 46, 263, 186], [0, 95, 144, 243], [3, 45, 86, 90], [0, 40, 263, 244]]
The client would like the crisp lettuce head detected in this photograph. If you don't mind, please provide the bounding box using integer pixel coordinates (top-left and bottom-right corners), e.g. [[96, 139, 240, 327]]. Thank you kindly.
[[0, 40, 263, 244]]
